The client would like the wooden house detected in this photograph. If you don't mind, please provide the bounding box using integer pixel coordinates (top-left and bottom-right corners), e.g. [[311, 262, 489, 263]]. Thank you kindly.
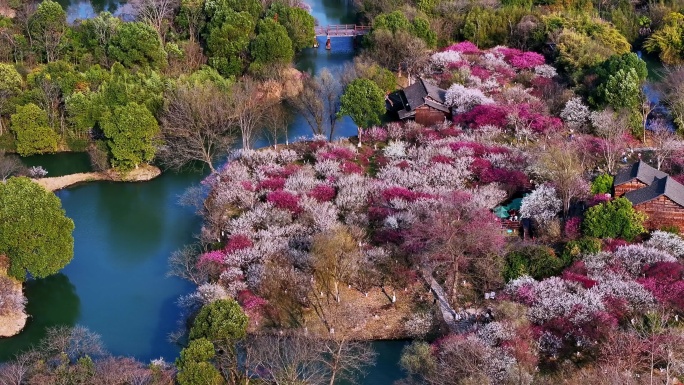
[[387, 78, 450, 126], [613, 161, 684, 233]]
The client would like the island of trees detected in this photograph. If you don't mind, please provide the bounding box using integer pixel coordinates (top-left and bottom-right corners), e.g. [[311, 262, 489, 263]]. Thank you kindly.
[[1, 0, 684, 383]]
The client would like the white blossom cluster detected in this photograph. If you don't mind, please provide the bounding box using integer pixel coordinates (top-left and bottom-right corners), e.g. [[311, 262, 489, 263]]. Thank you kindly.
[[177, 282, 231, 312], [430, 50, 463, 69], [645, 231, 684, 258], [335, 173, 371, 213], [526, 277, 605, 324], [383, 140, 409, 159], [612, 244, 677, 276], [468, 183, 507, 209], [560, 97, 590, 131], [519, 184, 562, 224], [590, 275, 654, 311], [477, 321, 515, 347], [533, 64, 557, 78], [445, 83, 495, 113], [404, 312, 435, 338]]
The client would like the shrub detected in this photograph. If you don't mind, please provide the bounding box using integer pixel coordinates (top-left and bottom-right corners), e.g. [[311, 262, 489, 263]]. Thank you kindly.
[[561, 237, 602, 265], [504, 245, 563, 281], [582, 197, 646, 241], [564, 217, 581, 239], [591, 174, 614, 194]]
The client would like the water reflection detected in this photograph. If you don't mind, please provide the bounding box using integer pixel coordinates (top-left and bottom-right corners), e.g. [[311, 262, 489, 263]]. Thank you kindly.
[[56, 0, 131, 23], [21, 152, 92, 177], [0, 274, 81, 361]]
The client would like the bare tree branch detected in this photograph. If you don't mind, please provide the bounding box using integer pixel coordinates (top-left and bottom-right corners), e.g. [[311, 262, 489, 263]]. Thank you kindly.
[[158, 82, 237, 173]]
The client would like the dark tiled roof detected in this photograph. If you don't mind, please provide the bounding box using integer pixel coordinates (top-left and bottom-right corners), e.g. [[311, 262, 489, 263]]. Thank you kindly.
[[402, 80, 429, 111], [424, 99, 451, 113], [398, 109, 416, 119], [391, 78, 448, 115], [422, 80, 447, 104], [624, 176, 684, 207], [614, 161, 668, 186]]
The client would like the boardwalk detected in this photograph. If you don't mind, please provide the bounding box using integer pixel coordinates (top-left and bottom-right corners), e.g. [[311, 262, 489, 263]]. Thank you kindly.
[[420, 268, 460, 333], [314, 24, 371, 37]]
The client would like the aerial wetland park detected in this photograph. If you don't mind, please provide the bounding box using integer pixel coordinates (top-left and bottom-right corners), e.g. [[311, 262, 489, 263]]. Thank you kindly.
[[1, 0, 684, 384]]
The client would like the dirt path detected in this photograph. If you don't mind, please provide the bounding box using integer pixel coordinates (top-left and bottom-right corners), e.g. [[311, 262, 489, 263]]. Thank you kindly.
[[34, 164, 162, 192]]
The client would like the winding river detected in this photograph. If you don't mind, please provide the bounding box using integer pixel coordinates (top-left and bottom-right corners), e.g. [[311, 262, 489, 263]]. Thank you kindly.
[[0, 0, 407, 383]]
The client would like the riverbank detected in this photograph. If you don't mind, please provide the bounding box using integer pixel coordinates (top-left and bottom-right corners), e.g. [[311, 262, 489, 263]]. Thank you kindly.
[[0, 257, 27, 338], [33, 164, 162, 192]]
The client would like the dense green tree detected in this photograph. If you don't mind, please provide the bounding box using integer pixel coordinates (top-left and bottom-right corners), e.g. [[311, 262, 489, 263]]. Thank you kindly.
[[412, 17, 436, 48], [93, 64, 165, 118], [177, 0, 206, 42], [101, 102, 160, 171], [583, 197, 646, 241], [603, 68, 641, 111], [590, 53, 647, 107], [249, 18, 294, 76], [591, 174, 614, 194], [503, 245, 563, 281], [65, 92, 98, 137], [189, 299, 248, 342], [23, 61, 82, 134], [0, 63, 22, 135], [206, 10, 255, 77], [73, 12, 121, 66], [10, 103, 59, 156], [374, 11, 412, 34], [107, 22, 166, 69], [176, 338, 224, 385], [644, 12, 684, 65], [205, 0, 263, 24], [462, 7, 529, 48], [28, 0, 67, 62], [338, 78, 385, 129], [267, 3, 315, 52], [0, 177, 75, 281], [560, 237, 602, 265], [181, 66, 234, 91], [372, 10, 437, 48], [548, 15, 631, 79]]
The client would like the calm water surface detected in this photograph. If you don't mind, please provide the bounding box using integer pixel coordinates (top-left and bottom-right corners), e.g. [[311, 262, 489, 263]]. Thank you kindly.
[[1, 0, 406, 382]]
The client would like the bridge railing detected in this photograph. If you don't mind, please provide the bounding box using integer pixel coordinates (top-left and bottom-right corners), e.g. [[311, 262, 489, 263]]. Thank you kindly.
[[314, 24, 371, 36]]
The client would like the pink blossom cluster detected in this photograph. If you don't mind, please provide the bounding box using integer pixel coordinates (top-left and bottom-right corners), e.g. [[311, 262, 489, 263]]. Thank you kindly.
[[433, 42, 553, 87], [504, 238, 684, 361], [200, 125, 531, 298]]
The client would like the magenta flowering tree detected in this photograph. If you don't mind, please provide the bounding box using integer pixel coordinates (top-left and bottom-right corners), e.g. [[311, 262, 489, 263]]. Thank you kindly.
[[266, 190, 301, 213], [444, 41, 480, 54], [508, 51, 546, 70]]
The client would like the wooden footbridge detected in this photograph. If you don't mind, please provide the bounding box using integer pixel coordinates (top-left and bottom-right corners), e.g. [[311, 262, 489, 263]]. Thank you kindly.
[[314, 24, 371, 37]]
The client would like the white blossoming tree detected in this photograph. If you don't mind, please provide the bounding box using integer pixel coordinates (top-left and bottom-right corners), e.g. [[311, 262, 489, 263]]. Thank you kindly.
[[519, 184, 562, 225], [445, 84, 494, 114]]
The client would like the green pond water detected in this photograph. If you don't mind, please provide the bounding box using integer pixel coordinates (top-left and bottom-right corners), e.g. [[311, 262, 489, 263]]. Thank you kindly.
[[1, 0, 407, 382]]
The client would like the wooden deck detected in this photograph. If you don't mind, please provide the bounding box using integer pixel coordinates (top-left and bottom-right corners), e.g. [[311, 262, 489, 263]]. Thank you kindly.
[[314, 24, 371, 37]]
